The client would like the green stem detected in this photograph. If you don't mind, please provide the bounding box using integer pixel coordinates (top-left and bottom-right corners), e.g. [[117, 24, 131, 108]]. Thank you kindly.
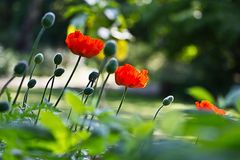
[[28, 28, 45, 65], [12, 27, 45, 105], [48, 64, 58, 102], [29, 63, 37, 80], [54, 56, 82, 108], [87, 73, 111, 131], [79, 95, 90, 130], [12, 75, 25, 105], [22, 88, 30, 109], [0, 75, 15, 98], [116, 86, 128, 116], [152, 104, 164, 120], [34, 76, 54, 125]]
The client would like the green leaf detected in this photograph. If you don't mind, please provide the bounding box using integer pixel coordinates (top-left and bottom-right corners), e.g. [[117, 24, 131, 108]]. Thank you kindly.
[[64, 90, 94, 120], [187, 86, 215, 103], [132, 121, 154, 138], [39, 111, 69, 153]]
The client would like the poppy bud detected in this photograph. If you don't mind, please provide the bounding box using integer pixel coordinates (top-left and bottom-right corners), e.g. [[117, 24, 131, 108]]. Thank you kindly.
[[28, 79, 37, 89], [54, 68, 65, 77], [162, 95, 174, 106], [34, 53, 44, 64], [54, 53, 63, 65], [14, 60, 28, 77], [89, 71, 99, 82], [84, 87, 94, 95], [0, 101, 10, 112], [106, 58, 118, 74], [41, 12, 55, 29], [103, 40, 117, 57]]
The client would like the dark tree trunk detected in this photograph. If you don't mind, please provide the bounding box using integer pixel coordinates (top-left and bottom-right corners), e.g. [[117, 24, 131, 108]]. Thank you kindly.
[[15, 0, 43, 52]]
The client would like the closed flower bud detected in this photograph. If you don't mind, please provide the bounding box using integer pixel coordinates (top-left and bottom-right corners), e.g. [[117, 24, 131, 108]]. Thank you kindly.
[[84, 87, 94, 95], [41, 12, 55, 29], [89, 71, 99, 82], [34, 53, 44, 64], [14, 60, 28, 77], [54, 68, 65, 77], [54, 53, 63, 65], [103, 40, 117, 57], [162, 95, 174, 106], [27, 79, 37, 89], [0, 101, 10, 112], [106, 58, 118, 74]]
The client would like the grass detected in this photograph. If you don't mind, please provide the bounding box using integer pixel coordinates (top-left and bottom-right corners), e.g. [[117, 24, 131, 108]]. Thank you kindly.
[[3, 87, 193, 120]]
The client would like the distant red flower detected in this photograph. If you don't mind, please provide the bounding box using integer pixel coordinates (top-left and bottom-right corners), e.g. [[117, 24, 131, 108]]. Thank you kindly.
[[195, 100, 226, 115], [115, 64, 149, 88], [65, 31, 104, 58]]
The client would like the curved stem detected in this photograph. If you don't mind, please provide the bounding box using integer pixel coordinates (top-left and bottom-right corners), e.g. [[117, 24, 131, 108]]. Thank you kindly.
[[54, 56, 81, 108], [22, 88, 30, 110], [79, 95, 90, 130], [0, 75, 15, 98], [48, 65, 58, 102], [116, 86, 128, 116], [34, 76, 54, 125], [87, 73, 111, 131], [28, 28, 45, 65], [152, 104, 164, 120], [29, 63, 36, 80], [12, 27, 45, 105], [12, 75, 25, 105]]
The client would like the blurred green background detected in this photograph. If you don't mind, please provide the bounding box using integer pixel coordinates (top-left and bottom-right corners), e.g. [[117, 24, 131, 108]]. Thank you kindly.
[[1, 0, 240, 101]]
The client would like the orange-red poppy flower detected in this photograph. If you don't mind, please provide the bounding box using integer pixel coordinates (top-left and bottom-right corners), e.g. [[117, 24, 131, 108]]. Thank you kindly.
[[65, 31, 104, 58], [195, 100, 226, 115], [115, 64, 149, 88]]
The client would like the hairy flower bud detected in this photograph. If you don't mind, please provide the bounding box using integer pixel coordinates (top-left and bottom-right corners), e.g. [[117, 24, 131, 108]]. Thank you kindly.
[[162, 95, 174, 106], [28, 79, 37, 89], [41, 12, 55, 29], [89, 71, 99, 82], [106, 58, 118, 74], [14, 60, 28, 77], [54, 53, 63, 65], [54, 68, 65, 77], [0, 101, 10, 112], [84, 87, 94, 95], [103, 40, 117, 57], [34, 53, 44, 64]]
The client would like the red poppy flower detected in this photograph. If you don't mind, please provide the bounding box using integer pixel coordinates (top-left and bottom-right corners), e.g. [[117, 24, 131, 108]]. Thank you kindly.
[[115, 64, 149, 88], [195, 100, 226, 115], [65, 31, 104, 58]]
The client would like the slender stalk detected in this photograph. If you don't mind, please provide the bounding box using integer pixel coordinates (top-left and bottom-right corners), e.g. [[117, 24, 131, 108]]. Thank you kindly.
[[116, 86, 128, 116], [87, 73, 111, 131], [22, 88, 29, 109], [34, 76, 54, 125], [152, 104, 164, 120], [0, 75, 15, 98], [12, 27, 45, 105], [90, 57, 108, 104], [195, 136, 199, 144], [28, 28, 45, 65], [54, 56, 82, 108], [12, 75, 25, 105], [22, 63, 37, 105], [29, 63, 36, 80], [67, 108, 72, 121], [48, 64, 58, 102], [79, 95, 90, 130]]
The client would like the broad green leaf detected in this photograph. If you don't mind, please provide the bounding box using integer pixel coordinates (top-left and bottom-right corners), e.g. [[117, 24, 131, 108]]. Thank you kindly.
[[187, 86, 215, 103], [65, 90, 94, 119], [132, 121, 154, 138], [39, 111, 69, 153]]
